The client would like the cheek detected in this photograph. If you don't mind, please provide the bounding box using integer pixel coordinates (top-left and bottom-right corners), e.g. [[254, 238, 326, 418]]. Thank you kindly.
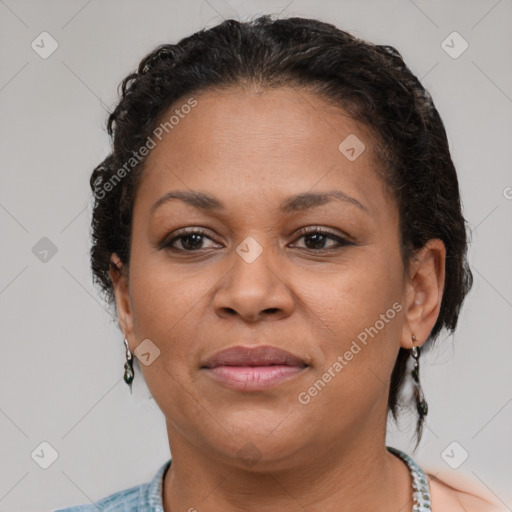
[[127, 246, 233, 398], [313, 248, 402, 333], [128, 246, 205, 337], [128, 258, 206, 418], [306, 248, 404, 389], [297, 284, 403, 422]]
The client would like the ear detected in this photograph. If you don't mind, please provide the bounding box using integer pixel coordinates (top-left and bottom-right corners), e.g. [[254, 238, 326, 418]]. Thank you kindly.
[[400, 239, 446, 349], [109, 253, 134, 340]]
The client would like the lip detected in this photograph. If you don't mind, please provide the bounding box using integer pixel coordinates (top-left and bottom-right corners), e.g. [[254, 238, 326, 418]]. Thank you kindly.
[[201, 345, 309, 391]]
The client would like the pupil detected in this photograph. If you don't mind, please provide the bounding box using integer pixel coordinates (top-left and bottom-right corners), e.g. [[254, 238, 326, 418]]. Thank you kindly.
[[183, 234, 203, 250], [306, 233, 325, 249]]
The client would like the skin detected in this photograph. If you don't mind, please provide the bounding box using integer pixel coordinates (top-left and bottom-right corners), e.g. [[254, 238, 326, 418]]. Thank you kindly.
[[109, 86, 452, 511]]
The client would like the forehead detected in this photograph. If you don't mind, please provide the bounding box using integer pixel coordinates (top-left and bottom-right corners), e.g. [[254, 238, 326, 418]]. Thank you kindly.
[[133, 86, 392, 219]]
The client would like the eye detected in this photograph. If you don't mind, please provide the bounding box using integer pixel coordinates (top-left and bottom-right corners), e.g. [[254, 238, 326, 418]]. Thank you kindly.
[[290, 227, 353, 252], [162, 226, 354, 253], [163, 228, 220, 252]]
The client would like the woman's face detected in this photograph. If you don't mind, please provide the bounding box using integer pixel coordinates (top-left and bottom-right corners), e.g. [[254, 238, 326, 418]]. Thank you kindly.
[[110, 86, 444, 469]]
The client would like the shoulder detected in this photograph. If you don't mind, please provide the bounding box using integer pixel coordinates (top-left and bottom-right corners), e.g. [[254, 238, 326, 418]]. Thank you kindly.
[[428, 473, 508, 512], [52, 482, 145, 512]]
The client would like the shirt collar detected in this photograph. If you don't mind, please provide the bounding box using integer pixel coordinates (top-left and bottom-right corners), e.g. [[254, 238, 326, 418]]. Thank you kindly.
[[138, 451, 430, 510], [140, 458, 172, 511]]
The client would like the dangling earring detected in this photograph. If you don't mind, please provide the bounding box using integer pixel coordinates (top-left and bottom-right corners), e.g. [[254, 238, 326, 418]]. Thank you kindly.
[[410, 334, 428, 416], [123, 337, 134, 394]]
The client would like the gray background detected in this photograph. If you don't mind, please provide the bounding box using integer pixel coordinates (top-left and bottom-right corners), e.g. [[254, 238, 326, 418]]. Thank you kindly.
[[0, 0, 511, 510]]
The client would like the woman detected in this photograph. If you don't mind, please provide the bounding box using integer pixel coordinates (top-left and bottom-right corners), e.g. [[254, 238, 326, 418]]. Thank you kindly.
[[54, 14, 505, 512]]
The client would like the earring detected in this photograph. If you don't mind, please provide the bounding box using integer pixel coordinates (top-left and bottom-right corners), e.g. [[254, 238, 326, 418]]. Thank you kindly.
[[123, 337, 134, 394], [410, 335, 428, 416]]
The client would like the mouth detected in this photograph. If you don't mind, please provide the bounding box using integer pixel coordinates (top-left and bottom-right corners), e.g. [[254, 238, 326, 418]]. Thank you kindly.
[[200, 344, 309, 391]]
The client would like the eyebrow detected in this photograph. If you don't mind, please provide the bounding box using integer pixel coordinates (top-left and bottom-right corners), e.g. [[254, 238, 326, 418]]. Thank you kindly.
[[150, 189, 369, 215]]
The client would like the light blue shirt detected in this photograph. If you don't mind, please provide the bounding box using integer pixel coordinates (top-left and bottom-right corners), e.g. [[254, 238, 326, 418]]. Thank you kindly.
[[53, 459, 172, 512]]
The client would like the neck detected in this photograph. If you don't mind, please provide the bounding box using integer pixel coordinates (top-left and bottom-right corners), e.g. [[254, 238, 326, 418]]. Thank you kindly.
[[162, 424, 414, 512]]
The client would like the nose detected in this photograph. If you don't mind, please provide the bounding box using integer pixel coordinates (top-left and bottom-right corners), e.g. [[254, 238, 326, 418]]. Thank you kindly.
[[213, 242, 294, 323]]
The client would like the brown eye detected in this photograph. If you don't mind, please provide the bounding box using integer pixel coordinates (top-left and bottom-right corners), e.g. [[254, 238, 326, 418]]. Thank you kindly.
[[163, 228, 219, 252], [292, 228, 353, 251]]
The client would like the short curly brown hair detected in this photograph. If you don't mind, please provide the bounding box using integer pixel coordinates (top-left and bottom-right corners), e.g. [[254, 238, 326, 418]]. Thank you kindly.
[[89, 14, 473, 448]]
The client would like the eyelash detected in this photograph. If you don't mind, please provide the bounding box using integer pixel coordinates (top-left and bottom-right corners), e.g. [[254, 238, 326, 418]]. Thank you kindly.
[[162, 226, 353, 253]]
